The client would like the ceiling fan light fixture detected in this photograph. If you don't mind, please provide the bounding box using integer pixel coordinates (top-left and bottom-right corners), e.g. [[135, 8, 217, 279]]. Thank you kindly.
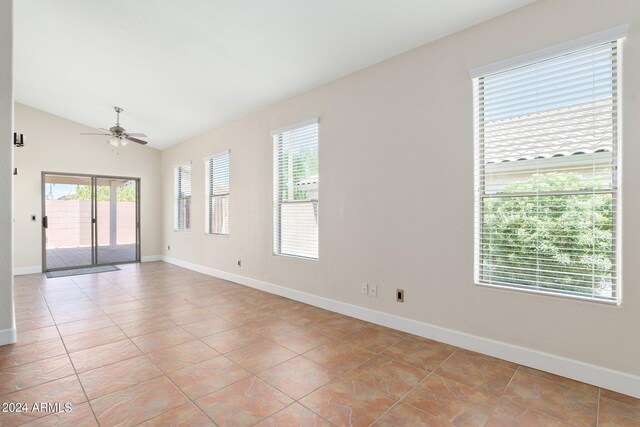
[[83, 107, 149, 147]]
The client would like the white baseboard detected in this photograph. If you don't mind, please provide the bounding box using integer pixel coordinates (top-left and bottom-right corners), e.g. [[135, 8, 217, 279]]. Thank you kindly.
[[0, 328, 16, 346], [163, 255, 640, 398], [13, 266, 41, 275], [141, 255, 163, 262]]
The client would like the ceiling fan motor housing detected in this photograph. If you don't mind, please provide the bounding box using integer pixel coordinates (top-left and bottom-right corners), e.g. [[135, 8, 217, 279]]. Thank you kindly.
[[110, 125, 126, 136]]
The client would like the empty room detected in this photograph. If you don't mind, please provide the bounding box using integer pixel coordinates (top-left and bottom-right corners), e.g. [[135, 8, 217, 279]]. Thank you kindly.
[[1, 0, 639, 426]]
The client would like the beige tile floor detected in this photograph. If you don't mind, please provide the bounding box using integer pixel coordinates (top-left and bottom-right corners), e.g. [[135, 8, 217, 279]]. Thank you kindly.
[[1, 262, 638, 426]]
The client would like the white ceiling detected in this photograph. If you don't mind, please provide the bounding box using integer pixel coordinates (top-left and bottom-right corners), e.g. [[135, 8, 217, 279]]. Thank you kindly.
[[15, 0, 534, 149]]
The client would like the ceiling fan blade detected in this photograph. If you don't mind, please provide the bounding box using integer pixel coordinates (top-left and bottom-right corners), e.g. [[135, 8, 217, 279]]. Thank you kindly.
[[126, 133, 147, 138], [99, 127, 111, 132], [80, 132, 112, 135], [125, 136, 148, 145]]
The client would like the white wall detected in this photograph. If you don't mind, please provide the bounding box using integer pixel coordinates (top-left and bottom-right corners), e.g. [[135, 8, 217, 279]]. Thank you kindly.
[[13, 103, 162, 271], [160, 0, 640, 382], [0, 0, 15, 345]]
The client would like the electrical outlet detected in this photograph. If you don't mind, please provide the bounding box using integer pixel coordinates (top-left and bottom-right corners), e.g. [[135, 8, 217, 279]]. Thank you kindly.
[[369, 285, 377, 297], [237, 259, 242, 267], [396, 289, 404, 302], [361, 283, 368, 295]]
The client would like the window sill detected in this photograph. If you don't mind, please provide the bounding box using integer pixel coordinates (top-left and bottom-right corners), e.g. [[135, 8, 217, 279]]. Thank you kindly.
[[475, 282, 620, 306], [273, 252, 319, 263]]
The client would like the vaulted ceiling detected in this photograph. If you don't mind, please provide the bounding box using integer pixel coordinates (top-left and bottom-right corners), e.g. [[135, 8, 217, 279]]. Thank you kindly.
[[15, 0, 535, 149]]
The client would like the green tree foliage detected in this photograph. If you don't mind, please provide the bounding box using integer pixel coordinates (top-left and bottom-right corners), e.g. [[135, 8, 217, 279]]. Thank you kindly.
[[481, 173, 614, 296], [278, 148, 318, 201], [67, 182, 136, 202], [292, 148, 318, 200]]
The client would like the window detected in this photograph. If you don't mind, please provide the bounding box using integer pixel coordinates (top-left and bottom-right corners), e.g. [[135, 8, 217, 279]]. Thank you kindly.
[[273, 119, 319, 259], [174, 162, 191, 231], [473, 28, 626, 302], [205, 151, 230, 235]]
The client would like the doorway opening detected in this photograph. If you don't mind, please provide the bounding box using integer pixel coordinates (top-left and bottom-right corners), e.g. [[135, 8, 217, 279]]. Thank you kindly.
[[42, 172, 140, 272]]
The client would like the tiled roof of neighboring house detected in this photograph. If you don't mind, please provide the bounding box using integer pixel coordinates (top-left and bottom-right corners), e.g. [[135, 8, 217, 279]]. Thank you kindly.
[[483, 99, 615, 164], [487, 148, 611, 164], [296, 175, 318, 187]]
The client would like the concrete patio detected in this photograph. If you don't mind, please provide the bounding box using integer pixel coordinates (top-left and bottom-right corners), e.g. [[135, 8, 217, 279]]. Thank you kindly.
[[45, 243, 137, 270]]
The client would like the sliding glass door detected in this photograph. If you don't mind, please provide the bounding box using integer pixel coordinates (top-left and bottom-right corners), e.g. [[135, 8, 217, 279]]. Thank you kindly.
[[42, 174, 94, 270], [95, 177, 139, 265], [42, 173, 140, 272]]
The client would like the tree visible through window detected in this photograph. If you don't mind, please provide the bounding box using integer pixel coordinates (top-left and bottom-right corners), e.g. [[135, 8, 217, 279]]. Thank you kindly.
[[273, 120, 319, 259], [67, 182, 136, 202], [474, 38, 621, 302]]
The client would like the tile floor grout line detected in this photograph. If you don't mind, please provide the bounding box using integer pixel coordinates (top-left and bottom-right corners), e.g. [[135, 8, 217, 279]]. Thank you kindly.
[[377, 348, 463, 425], [60, 275, 164, 390], [367, 401, 402, 427], [171, 351, 273, 421], [174, 336, 329, 424], [69, 349, 142, 375], [401, 350, 458, 403], [162, 293, 305, 385], [340, 356, 428, 397], [267, 401, 335, 426], [48, 313, 114, 329], [164, 315, 418, 423], [59, 327, 130, 354], [517, 364, 600, 393], [298, 332, 446, 426], [0, 356, 80, 401], [255, 354, 333, 405], [40, 281, 102, 427], [596, 387, 601, 426], [101, 319, 218, 426], [501, 363, 520, 395], [368, 368, 439, 426]]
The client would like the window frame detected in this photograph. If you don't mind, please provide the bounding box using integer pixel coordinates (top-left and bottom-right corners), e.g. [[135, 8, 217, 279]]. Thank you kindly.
[[174, 161, 192, 232], [471, 27, 626, 304], [204, 150, 230, 236], [272, 118, 320, 261]]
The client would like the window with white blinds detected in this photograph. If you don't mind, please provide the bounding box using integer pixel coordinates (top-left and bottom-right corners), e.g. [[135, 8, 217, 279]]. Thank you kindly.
[[205, 151, 230, 235], [174, 163, 192, 231], [273, 119, 319, 259], [473, 33, 624, 302]]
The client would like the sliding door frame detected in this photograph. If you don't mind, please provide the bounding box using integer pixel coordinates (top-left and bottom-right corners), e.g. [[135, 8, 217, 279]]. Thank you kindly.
[[41, 171, 141, 272]]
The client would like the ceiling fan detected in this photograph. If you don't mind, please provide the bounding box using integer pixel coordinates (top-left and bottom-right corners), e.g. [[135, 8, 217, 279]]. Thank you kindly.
[[81, 106, 148, 146]]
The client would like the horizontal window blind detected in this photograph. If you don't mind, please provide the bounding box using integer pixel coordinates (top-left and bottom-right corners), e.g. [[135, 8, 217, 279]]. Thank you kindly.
[[474, 39, 621, 302], [174, 163, 191, 231], [273, 120, 319, 259], [205, 151, 230, 235]]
